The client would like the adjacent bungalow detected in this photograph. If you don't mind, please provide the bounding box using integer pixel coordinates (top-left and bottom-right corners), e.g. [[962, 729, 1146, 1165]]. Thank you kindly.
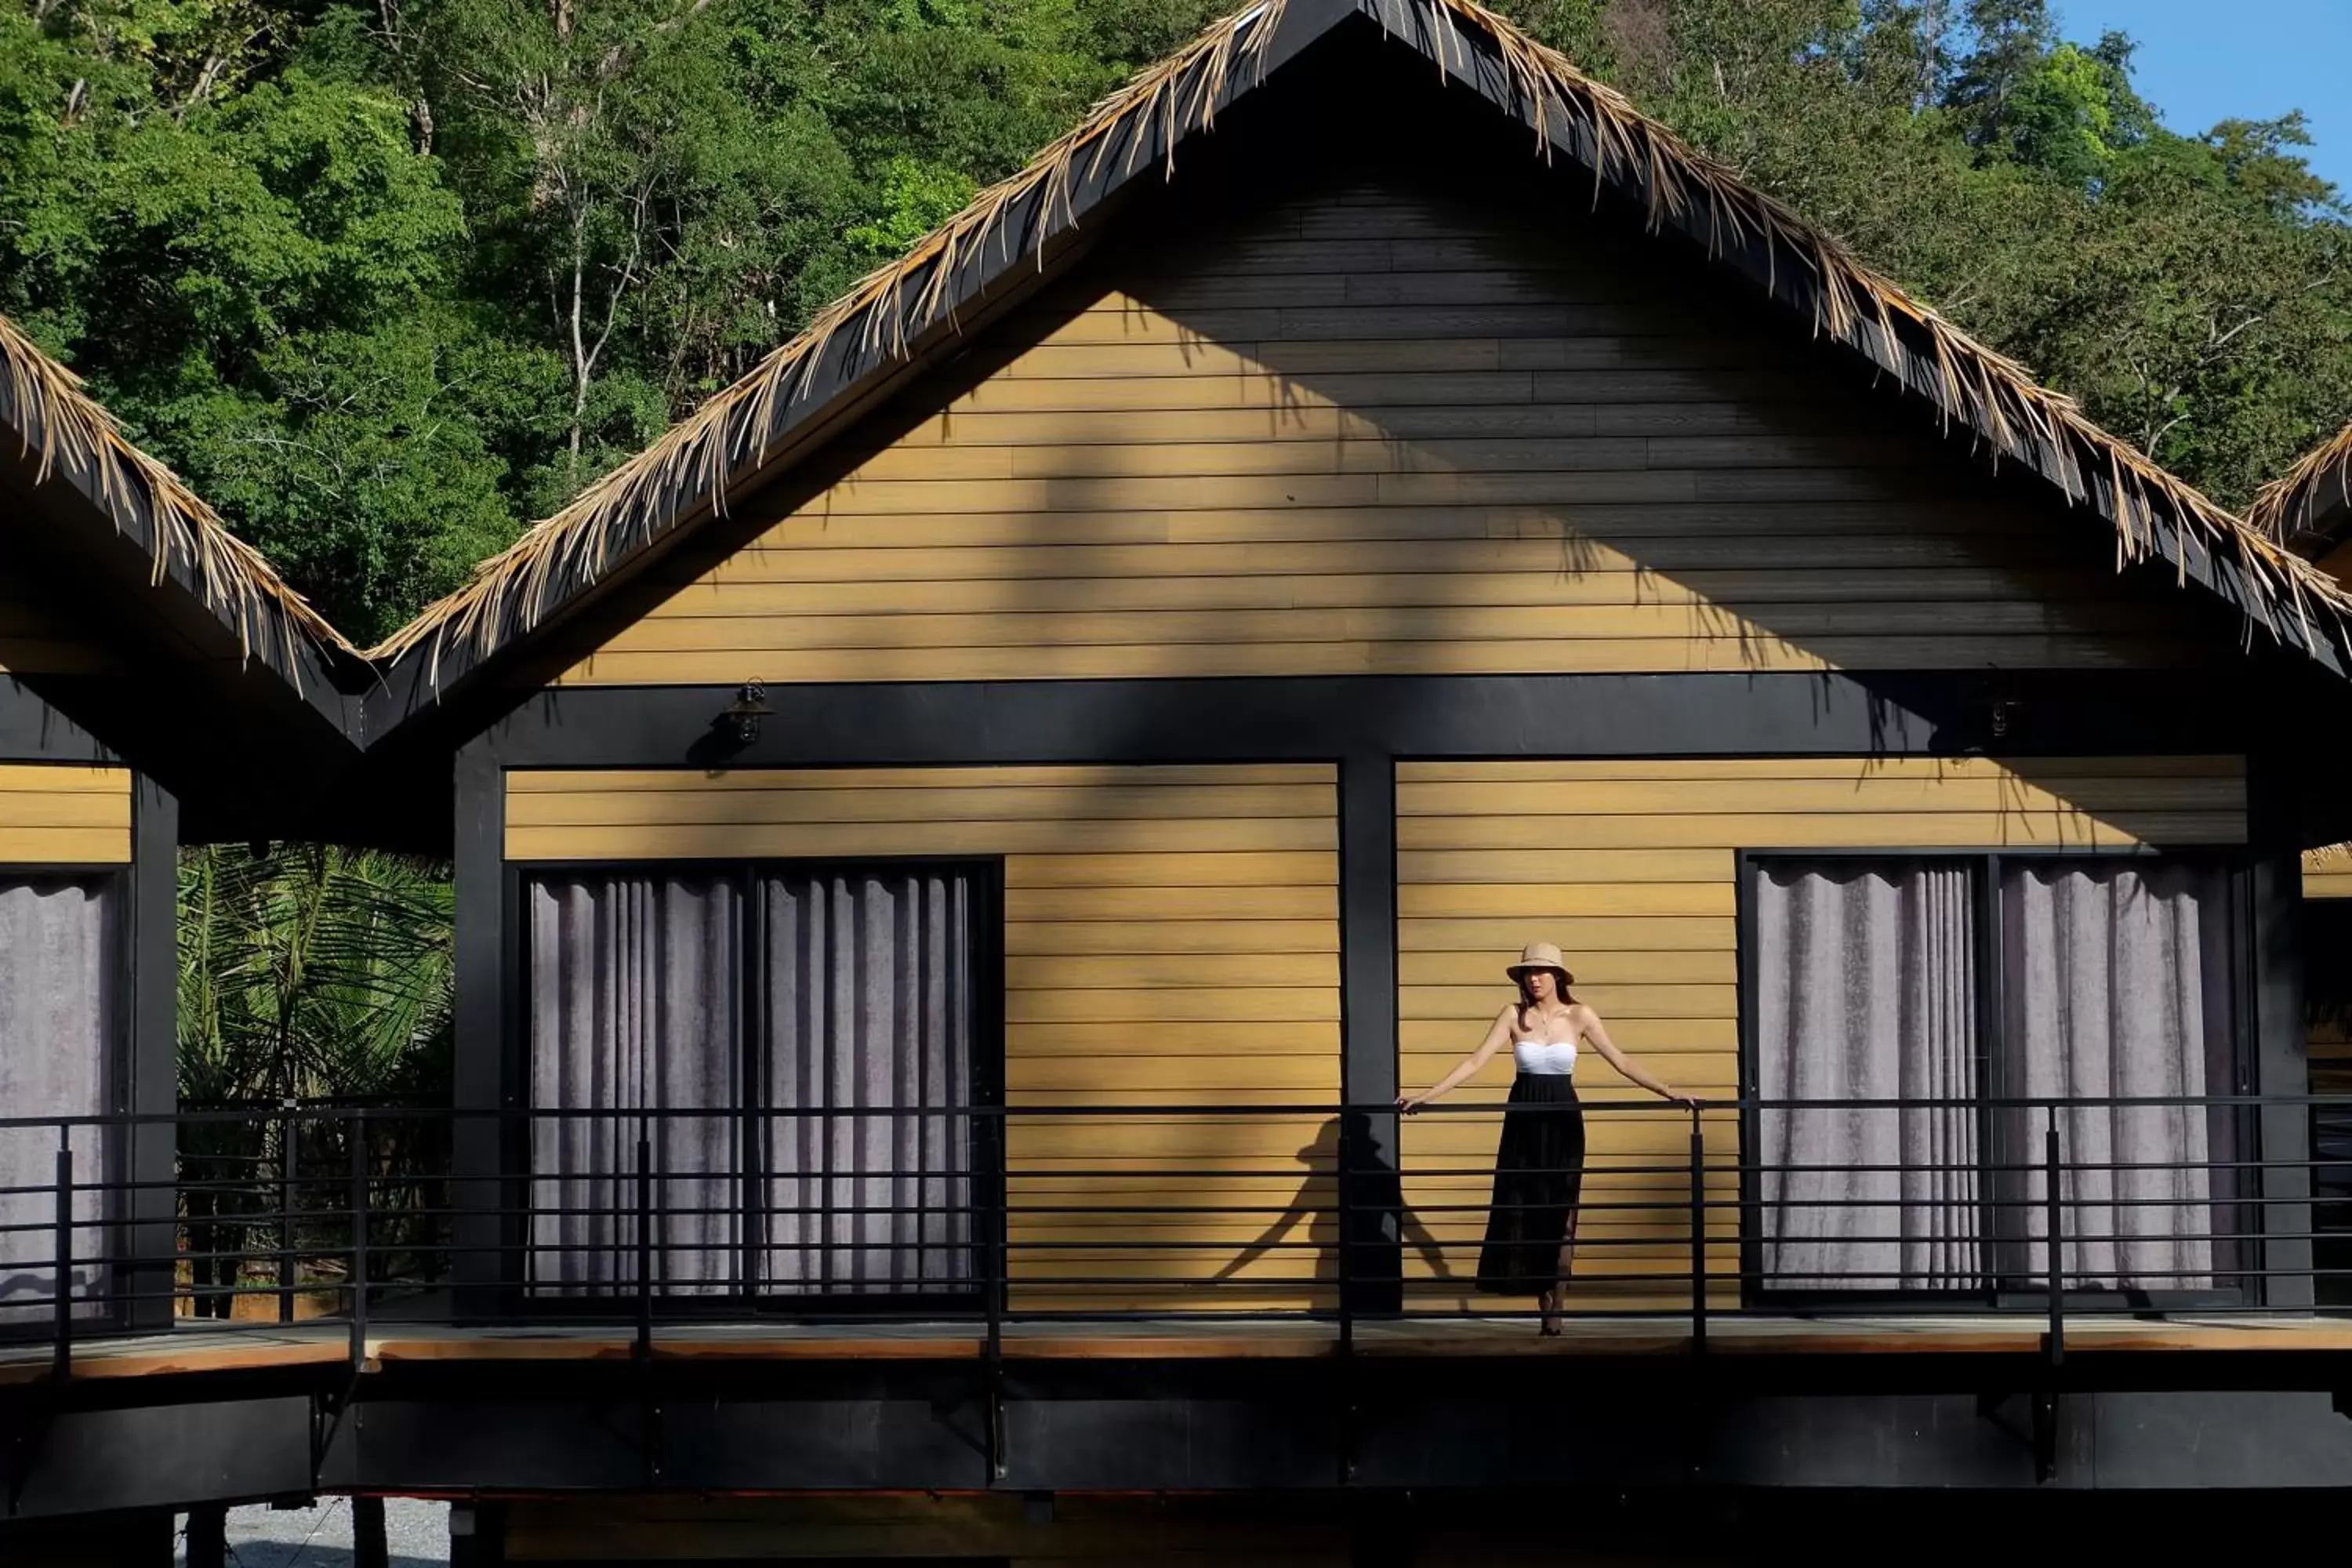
[[2252, 419, 2352, 1295], [0, 313, 366, 1335], [2252, 419, 2352, 587]]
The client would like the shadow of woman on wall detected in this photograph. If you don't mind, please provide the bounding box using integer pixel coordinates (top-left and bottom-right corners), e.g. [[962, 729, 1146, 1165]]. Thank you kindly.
[[1210, 1114, 1451, 1298]]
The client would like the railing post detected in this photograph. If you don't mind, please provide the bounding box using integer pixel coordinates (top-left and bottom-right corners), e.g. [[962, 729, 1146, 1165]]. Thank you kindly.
[[1688, 1103, 1707, 1355], [2034, 1109, 2065, 1483], [635, 1117, 654, 1365], [983, 1108, 1007, 1483], [279, 1099, 298, 1324], [53, 1129, 72, 1382], [1336, 1109, 1355, 1357], [2043, 1113, 2063, 1366], [349, 1111, 369, 1372]]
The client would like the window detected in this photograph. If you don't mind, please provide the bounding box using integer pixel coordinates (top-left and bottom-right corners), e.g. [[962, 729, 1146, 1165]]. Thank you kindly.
[[524, 862, 989, 1301], [1746, 855, 2245, 1302], [0, 875, 121, 1330]]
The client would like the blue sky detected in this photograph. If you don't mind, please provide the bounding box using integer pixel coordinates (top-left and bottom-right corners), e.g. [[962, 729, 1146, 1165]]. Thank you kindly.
[[2057, 2, 2350, 196]]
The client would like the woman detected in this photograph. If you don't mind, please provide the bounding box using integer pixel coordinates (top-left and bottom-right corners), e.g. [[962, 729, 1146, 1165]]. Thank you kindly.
[[1399, 942, 1690, 1334]]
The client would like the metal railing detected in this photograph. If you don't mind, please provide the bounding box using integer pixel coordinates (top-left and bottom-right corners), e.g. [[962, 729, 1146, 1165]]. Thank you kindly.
[[2, 1094, 2348, 1372]]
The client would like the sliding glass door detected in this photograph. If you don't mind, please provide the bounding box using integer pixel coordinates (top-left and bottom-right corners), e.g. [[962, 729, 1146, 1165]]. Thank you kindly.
[[0, 875, 121, 1330], [524, 862, 989, 1304], [1745, 853, 2247, 1305]]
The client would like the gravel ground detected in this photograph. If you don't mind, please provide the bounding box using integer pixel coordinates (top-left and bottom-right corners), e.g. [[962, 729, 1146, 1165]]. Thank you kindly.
[[174, 1498, 449, 1567]]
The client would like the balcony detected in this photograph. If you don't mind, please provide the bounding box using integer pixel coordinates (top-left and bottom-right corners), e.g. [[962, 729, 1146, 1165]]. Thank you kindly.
[[3, 1094, 2347, 1370], [2, 1093, 2350, 1510]]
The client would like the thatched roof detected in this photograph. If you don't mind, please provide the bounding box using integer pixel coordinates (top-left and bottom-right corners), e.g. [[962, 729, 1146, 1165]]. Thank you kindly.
[[369, 0, 2352, 684], [2250, 422, 2352, 556], [0, 310, 352, 673]]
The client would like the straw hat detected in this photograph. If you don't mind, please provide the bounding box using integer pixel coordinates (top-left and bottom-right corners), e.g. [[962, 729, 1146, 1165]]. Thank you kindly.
[[1505, 942, 1573, 983]]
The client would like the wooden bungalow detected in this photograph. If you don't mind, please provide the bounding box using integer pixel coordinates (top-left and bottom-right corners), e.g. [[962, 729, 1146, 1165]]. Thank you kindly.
[[0, 313, 373, 1338], [2252, 419, 2352, 586], [16, 0, 2352, 1548], [354, 0, 2352, 1334]]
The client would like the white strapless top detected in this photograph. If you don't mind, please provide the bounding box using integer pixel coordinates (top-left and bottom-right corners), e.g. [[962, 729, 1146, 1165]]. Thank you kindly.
[[1512, 1037, 1578, 1076]]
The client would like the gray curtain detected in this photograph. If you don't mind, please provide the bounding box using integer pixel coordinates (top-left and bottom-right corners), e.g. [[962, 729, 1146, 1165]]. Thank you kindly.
[[528, 874, 741, 1295], [1755, 861, 1980, 1291], [761, 870, 972, 1294], [0, 878, 118, 1328], [1999, 862, 2237, 1294]]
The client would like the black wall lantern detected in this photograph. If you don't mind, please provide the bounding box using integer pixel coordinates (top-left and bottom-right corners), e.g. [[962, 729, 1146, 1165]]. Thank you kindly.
[[722, 680, 772, 746]]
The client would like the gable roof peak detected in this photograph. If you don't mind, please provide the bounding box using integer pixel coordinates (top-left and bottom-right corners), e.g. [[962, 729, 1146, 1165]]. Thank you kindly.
[[367, 0, 2352, 691], [2251, 422, 2352, 557]]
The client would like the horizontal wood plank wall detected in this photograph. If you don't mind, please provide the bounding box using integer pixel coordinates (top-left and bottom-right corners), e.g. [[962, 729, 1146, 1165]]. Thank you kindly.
[[563, 180, 2210, 685], [506, 764, 1341, 1312], [2306, 847, 2352, 1090], [1395, 755, 2249, 1312], [2306, 848, 2352, 900], [0, 765, 132, 862]]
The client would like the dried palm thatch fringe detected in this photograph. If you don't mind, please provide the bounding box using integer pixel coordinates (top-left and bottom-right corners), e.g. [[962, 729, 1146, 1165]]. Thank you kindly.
[[0, 310, 350, 673], [2249, 423, 2352, 549], [372, 0, 2352, 679], [2311, 842, 2352, 871]]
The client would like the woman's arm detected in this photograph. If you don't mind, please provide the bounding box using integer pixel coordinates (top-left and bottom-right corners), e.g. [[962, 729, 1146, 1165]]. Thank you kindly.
[[1398, 1007, 1514, 1112], [1577, 1006, 1695, 1105]]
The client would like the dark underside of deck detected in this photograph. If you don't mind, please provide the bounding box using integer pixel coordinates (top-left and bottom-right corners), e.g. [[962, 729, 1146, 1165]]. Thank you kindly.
[[6, 1314, 2352, 1520]]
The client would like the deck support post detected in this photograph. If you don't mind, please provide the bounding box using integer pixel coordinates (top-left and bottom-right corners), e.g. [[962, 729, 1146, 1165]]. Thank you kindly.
[[449, 1502, 505, 1567], [184, 1504, 226, 1568], [352, 1496, 387, 1568]]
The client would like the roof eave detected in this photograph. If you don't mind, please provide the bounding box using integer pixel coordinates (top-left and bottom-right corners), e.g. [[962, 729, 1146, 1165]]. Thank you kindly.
[[361, 0, 2352, 733]]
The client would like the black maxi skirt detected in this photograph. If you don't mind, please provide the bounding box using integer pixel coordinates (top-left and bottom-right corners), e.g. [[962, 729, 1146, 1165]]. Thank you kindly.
[[1475, 1073, 1588, 1297]]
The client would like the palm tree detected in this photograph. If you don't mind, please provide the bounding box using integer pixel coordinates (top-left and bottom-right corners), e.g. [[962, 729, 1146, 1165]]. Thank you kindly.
[[177, 845, 455, 1316]]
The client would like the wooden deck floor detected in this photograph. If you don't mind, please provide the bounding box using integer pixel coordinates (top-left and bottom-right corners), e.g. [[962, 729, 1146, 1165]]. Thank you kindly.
[[6, 1313, 2352, 1384]]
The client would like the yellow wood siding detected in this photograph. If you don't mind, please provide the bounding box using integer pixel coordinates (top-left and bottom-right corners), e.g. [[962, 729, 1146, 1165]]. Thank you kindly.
[[2306, 847, 2352, 899], [2308, 846, 2352, 1086], [562, 183, 2209, 686], [1396, 755, 2249, 1311], [0, 764, 132, 862], [507, 764, 1341, 1311]]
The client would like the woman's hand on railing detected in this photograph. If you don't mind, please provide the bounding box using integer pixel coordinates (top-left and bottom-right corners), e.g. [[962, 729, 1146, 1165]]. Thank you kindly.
[[1396, 1094, 1428, 1116]]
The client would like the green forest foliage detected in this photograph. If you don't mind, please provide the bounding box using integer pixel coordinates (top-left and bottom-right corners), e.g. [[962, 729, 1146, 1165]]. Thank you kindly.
[[4, 0, 2347, 645]]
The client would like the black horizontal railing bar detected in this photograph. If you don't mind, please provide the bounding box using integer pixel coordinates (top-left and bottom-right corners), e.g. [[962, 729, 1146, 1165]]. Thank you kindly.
[[13, 1092, 2352, 1132], [5, 1098, 2349, 1356]]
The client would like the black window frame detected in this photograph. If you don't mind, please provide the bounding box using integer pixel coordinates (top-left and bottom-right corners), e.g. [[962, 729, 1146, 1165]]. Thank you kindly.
[[1734, 845, 2258, 1313], [0, 863, 133, 1338], [505, 854, 1006, 1318]]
